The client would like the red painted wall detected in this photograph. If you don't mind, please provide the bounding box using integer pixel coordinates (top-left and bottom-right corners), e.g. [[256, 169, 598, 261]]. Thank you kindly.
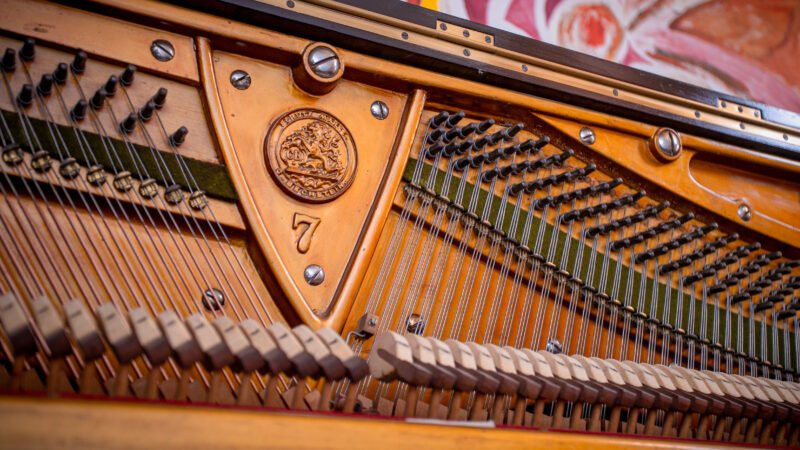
[[407, 0, 800, 113]]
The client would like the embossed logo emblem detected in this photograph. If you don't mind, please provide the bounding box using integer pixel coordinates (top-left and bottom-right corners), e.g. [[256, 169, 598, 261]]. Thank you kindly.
[[265, 109, 356, 202]]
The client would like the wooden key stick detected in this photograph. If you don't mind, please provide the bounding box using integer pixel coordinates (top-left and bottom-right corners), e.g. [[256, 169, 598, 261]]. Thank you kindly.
[[465, 343, 499, 422], [64, 300, 106, 394], [293, 325, 345, 410], [722, 374, 758, 442], [404, 334, 439, 417], [31, 296, 71, 396], [637, 363, 674, 436], [444, 340, 479, 420], [483, 345, 524, 425], [426, 337, 466, 419], [770, 379, 800, 445], [316, 328, 369, 412], [96, 302, 142, 396], [503, 347, 537, 427], [538, 352, 576, 429], [705, 371, 742, 441], [752, 377, 788, 445], [212, 316, 264, 405], [267, 323, 320, 379], [521, 350, 563, 428], [0, 293, 38, 391], [573, 355, 614, 432], [267, 323, 320, 409], [157, 311, 202, 401], [240, 320, 291, 408], [129, 308, 170, 399], [621, 361, 666, 436], [186, 313, 235, 403], [369, 332, 432, 417]]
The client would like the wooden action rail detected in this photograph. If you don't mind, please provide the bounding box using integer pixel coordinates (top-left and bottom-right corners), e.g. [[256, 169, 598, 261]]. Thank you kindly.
[[0, 291, 368, 411], [3, 284, 799, 447]]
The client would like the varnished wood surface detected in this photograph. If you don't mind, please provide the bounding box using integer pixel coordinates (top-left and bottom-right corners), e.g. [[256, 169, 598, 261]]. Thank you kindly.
[[198, 37, 422, 331], [539, 114, 800, 247], [88, 0, 800, 248], [0, 0, 200, 83], [0, 395, 762, 450], [0, 34, 218, 165], [0, 151, 244, 230]]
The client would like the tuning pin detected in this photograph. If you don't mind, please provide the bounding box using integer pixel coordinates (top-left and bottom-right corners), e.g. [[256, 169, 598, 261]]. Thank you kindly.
[[457, 122, 478, 137], [139, 100, 156, 121], [37, 73, 53, 96], [556, 149, 575, 165], [90, 89, 106, 110], [765, 251, 782, 261], [170, 126, 188, 146], [455, 139, 474, 155], [698, 223, 718, 236], [2, 48, 16, 71], [16, 84, 34, 107], [426, 128, 445, 144], [104, 75, 118, 97], [120, 112, 137, 134], [71, 99, 88, 121], [19, 38, 35, 62], [445, 111, 465, 128], [442, 127, 462, 143], [721, 233, 739, 245], [424, 142, 444, 158], [151, 87, 168, 109], [71, 50, 87, 74], [429, 111, 449, 128], [53, 63, 68, 84], [504, 123, 524, 139], [476, 118, 495, 134], [441, 140, 461, 158], [120, 64, 136, 86]]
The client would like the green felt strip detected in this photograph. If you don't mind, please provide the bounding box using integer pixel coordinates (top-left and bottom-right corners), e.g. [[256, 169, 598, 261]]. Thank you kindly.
[[1, 109, 237, 201], [402, 158, 795, 368]]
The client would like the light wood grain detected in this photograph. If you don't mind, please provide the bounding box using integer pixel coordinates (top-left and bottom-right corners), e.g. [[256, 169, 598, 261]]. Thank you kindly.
[[0, 396, 748, 450]]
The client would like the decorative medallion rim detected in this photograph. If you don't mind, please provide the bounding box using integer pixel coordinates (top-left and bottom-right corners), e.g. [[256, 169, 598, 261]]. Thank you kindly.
[[264, 107, 357, 203]]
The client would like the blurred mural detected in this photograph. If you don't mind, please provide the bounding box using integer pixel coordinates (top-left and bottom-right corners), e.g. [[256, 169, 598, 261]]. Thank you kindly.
[[406, 0, 800, 112]]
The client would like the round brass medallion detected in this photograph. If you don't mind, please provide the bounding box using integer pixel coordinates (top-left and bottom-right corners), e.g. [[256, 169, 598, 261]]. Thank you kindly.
[[265, 109, 357, 203]]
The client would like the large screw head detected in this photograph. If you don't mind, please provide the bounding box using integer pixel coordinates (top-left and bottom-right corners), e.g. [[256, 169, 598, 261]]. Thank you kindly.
[[370, 101, 389, 120], [304, 264, 325, 286], [649, 127, 682, 162], [230, 70, 251, 90], [150, 39, 175, 62], [579, 127, 596, 145], [545, 338, 563, 354], [738, 204, 752, 222], [202, 288, 225, 311], [307, 46, 341, 79], [293, 43, 344, 95]]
